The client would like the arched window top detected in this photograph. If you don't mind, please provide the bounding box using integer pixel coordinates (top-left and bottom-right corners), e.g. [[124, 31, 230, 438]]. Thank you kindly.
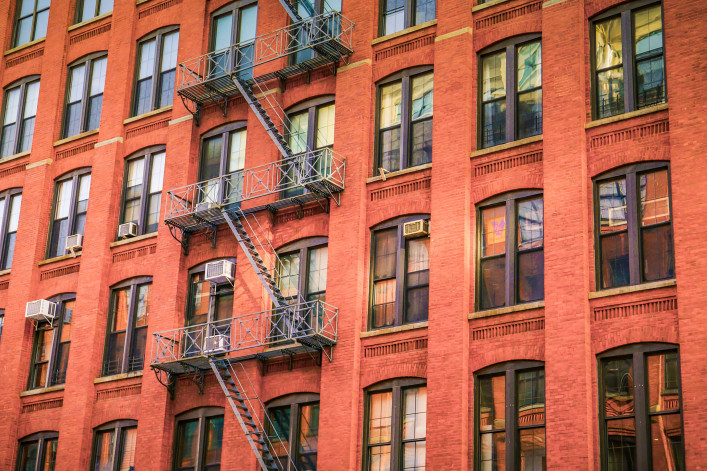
[[137, 24, 179, 42], [47, 292, 76, 303], [67, 51, 108, 68], [276, 236, 327, 253], [126, 145, 166, 160], [266, 392, 320, 408], [597, 341, 677, 358], [94, 419, 137, 431], [19, 431, 58, 442], [176, 406, 225, 420], [474, 360, 544, 376], [110, 276, 152, 290], [0, 187, 22, 197], [212, 0, 258, 17], [366, 377, 426, 392], [477, 189, 542, 207], [593, 160, 668, 181], [55, 166, 91, 182], [201, 121, 247, 140], [376, 65, 432, 86], [285, 95, 335, 115], [370, 213, 429, 231], [4, 75, 41, 90], [478, 33, 541, 55]]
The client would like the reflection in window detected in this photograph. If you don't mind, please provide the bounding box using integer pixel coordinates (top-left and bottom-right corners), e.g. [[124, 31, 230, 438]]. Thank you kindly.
[[266, 395, 320, 470], [28, 296, 74, 389], [17, 432, 58, 471], [380, 0, 435, 36], [92, 421, 137, 471], [174, 410, 224, 471]]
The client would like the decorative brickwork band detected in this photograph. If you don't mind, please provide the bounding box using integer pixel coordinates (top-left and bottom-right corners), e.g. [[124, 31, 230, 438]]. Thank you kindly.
[[590, 119, 669, 149], [6, 47, 44, 68], [264, 356, 318, 374], [125, 118, 169, 139], [69, 23, 111, 45], [0, 164, 26, 179], [471, 317, 544, 340], [474, 151, 543, 177], [474, 0, 543, 30], [138, 0, 183, 19], [370, 176, 431, 202], [55, 140, 97, 160], [0, 280, 9, 290], [112, 244, 157, 263], [593, 296, 677, 322], [364, 337, 428, 358], [40, 263, 80, 280], [22, 398, 63, 413], [95, 384, 142, 401], [374, 34, 435, 62], [275, 205, 328, 224]]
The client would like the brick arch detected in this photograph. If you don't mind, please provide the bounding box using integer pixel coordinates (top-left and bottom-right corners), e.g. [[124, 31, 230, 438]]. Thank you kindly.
[[471, 182, 543, 206], [361, 362, 427, 389], [470, 348, 545, 374], [367, 209, 430, 230], [590, 158, 670, 180], [90, 416, 139, 429], [372, 61, 434, 84], [262, 386, 321, 405], [593, 327, 679, 355]]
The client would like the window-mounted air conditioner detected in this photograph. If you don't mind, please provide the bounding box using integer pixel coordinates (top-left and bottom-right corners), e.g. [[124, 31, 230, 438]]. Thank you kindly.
[[203, 334, 230, 355], [25, 299, 58, 322], [195, 202, 218, 213], [205, 260, 235, 284], [65, 234, 83, 254], [117, 222, 138, 239], [403, 219, 430, 239]]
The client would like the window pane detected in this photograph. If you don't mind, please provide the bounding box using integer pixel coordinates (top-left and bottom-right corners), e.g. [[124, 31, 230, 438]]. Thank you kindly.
[[410, 119, 432, 167], [480, 432, 506, 471], [268, 406, 291, 460], [19, 441, 38, 471], [518, 250, 543, 303], [138, 40, 156, 79], [204, 416, 224, 466], [19, 116, 35, 153], [596, 17, 623, 69], [68, 65, 86, 103], [145, 193, 161, 234], [161, 32, 179, 72], [65, 102, 82, 138], [606, 418, 637, 471], [482, 206, 506, 257], [19, 0, 34, 17], [33, 10, 49, 40], [383, 0, 405, 35], [483, 52, 506, 102], [650, 414, 683, 471], [634, 6, 664, 108], [414, 0, 435, 25], [403, 441, 425, 471], [239, 5, 258, 42], [480, 257, 505, 310], [380, 82, 402, 128], [373, 279, 396, 328], [518, 198, 543, 250], [519, 428, 546, 471], [379, 127, 401, 172], [482, 100, 506, 148], [213, 288, 233, 322], [634, 6, 663, 59], [81, 0, 98, 21], [517, 89, 542, 139], [43, 438, 57, 471], [1, 124, 17, 158], [289, 111, 309, 154], [213, 13, 233, 51], [479, 375, 505, 431], [369, 445, 391, 471], [129, 327, 147, 371], [118, 427, 137, 471], [411, 74, 433, 119], [369, 391, 393, 444], [188, 274, 210, 325], [94, 430, 116, 471], [15, 17, 32, 47], [597, 66, 624, 118], [99, 0, 113, 15], [158, 70, 175, 108], [374, 229, 397, 279], [36, 329, 54, 363], [105, 332, 126, 375], [640, 170, 670, 226], [227, 131, 246, 173], [201, 136, 223, 181], [53, 342, 70, 384], [603, 358, 634, 418], [641, 224, 674, 282], [647, 352, 680, 413], [134, 79, 152, 116], [517, 42, 541, 92], [135, 284, 150, 327], [316, 104, 335, 149], [61, 300, 74, 342], [517, 370, 545, 426], [78, 174, 91, 212], [3, 88, 21, 126], [601, 232, 630, 289], [150, 152, 166, 192], [403, 386, 427, 440], [406, 238, 429, 323], [176, 420, 199, 468], [50, 218, 69, 258], [112, 288, 130, 331], [599, 179, 627, 233], [278, 252, 301, 299], [126, 158, 145, 199], [307, 246, 328, 297], [636, 56, 665, 109], [298, 403, 319, 470]]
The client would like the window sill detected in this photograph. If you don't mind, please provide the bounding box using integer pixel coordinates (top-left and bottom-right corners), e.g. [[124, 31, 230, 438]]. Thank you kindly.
[[589, 279, 676, 299], [53, 129, 99, 147], [4, 37, 45, 56], [123, 106, 172, 125], [469, 301, 545, 319], [0, 269, 10, 276], [471, 134, 543, 159], [366, 163, 432, 184], [360, 321, 428, 338], [372, 20, 437, 46], [20, 384, 65, 397], [110, 232, 158, 248], [0, 150, 31, 166], [585, 103, 668, 130], [67, 11, 112, 32], [38, 253, 81, 266], [472, 0, 511, 12], [94, 370, 143, 384]]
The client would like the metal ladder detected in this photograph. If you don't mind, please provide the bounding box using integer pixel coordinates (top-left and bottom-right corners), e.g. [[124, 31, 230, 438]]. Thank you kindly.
[[210, 359, 297, 471]]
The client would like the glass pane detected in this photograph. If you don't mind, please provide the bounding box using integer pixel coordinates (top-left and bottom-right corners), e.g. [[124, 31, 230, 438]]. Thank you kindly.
[[145, 193, 161, 234], [518, 198, 543, 250], [595, 17, 623, 70], [278, 252, 301, 299], [90, 57, 107, 96], [403, 386, 427, 440], [105, 332, 126, 375], [601, 232, 630, 289], [379, 127, 401, 172], [268, 406, 291, 459], [606, 418, 636, 471], [403, 441, 425, 471], [129, 327, 147, 371], [316, 104, 335, 149], [24, 81, 40, 119], [1, 124, 17, 158], [482, 206, 506, 257], [78, 174, 91, 211], [599, 179, 627, 233], [19, 441, 38, 471], [50, 218, 69, 258], [479, 375, 505, 431], [239, 5, 258, 43], [150, 151, 166, 193], [298, 403, 320, 469], [94, 430, 115, 471], [158, 70, 175, 108], [201, 135, 223, 180], [369, 391, 393, 444], [374, 229, 397, 279], [36, 329, 53, 362], [213, 288, 233, 321], [369, 445, 391, 471], [19, 0, 34, 17], [118, 427, 137, 471], [517, 42, 541, 91], [8, 193, 22, 232], [188, 274, 209, 325], [519, 428, 546, 471], [138, 40, 156, 79], [479, 432, 505, 471], [228, 130, 246, 173], [482, 100, 506, 148], [176, 419, 199, 468], [213, 13, 233, 51], [112, 288, 130, 331], [15, 18, 32, 47], [642, 224, 674, 282], [634, 5, 665, 109], [415, 0, 435, 25], [20, 116, 35, 153], [410, 119, 432, 167], [81, 0, 98, 21], [34, 10, 49, 40], [411, 73, 433, 119], [68, 65, 86, 103], [483, 51, 506, 102], [640, 170, 670, 226], [604, 358, 634, 417], [383, 0, 405, 35], [373, 279, 396, 328], [647, 352, 680, 413], [161, 32, 180, 72], [518, 250, 544, 303], [43, 438, 57, 471], [636, 56, 665, 109], [61, 300, 74, 342], [650, 414, 683, 471], [204, 416, 224, 466], [517, 370, 545, 426], [135, 284, 150, 327], [134, 79, 152, 116], [289, 111, 308, 154], [307, 246, 328, 297], [480, 257, 505, 310], [3, 88, 21, 126], [406, 238, 429, 322], [634, 5, 663, 59], [380, 82, 402, 128], [517, 89, 542, 139], [65, 102, 82, 138], [126, 158, 145, 200], [99, 0, 114, 16], [597, 68, 624, 118]]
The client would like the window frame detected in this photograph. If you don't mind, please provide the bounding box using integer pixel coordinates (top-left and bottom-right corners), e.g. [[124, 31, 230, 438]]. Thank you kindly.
[[277, 236, 328, 302], [377, 0, 436, 37], [597, 343, 685, 471], [185, 259, 236, 327], [0, 187, 23, 270], [12, 0, 50, 48], [362, 377, 427, 471], [101, 276, 152, 376], [27, 293, 75, 390], [374, 66, 434, 174], [266, 393, 321, 470], [1, 76, 40, 158], [209, 0, 258, 52], [131, 25, 180, 117], [89, 420, 138, 471], [118, 146, 166, 238], [589, 0, 666, 120], [198, 122, 248, 183], [473, 361, 546, 471], [47, 167, 91, 259], [477, 34, 542, 149], [61, 52, 108, 139], [475, 190, 544, 311], [15, 431, 58, 471], [592, 161, 674, 290], [172, 407, 225, 471], [74, 0, 113, 24]]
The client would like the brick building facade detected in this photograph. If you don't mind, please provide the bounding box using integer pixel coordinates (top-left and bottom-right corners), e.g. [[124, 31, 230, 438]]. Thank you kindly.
[[0, 0, 704, 469]]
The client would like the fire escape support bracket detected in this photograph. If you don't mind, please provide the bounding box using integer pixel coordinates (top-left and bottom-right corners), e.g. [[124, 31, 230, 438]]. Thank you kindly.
[[167, 224, 191, 256], [153, 368, 176, 400], [203, 83, 229, 118], [178, 362, 207, 395], [179, 94, 201, 126]]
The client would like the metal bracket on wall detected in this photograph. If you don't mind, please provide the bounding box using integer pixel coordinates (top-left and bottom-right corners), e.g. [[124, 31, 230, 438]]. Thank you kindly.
[[179, 362, 207, 395], [179, 95, 201, 126], [167, 224, 191, 256], [153, 368, 176, 400]]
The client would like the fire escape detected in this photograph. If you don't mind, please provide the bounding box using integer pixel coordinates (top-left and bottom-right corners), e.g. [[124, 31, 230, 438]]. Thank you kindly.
[[150, 3, 354, 470]]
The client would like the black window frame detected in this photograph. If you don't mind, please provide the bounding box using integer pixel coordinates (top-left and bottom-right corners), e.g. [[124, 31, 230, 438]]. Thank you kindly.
[[15, 431, 58, 471], [362, 377, 427, 471], [593, 161, 674, 290], [0, 187, 23, 270], [374, 66, 434, 174], [377, 0, 436, 37], [477, 34, 543, 150], [47, 167, 92, 259], [74, 0, 113, 24], [590, 0, 666, 120], [172, 407, 225, 471], [61, 52, 108, 139], [474, 361, 546, 471], [12, 0, 50, 48], [1, 76, 40, 158], [27, 293, 75, 389], [89, 420, 138, 471], [598, 343, 685, 471], [101, 277, 152, 376], [131, 25, 180, 117], [265, 393, 321, 470], [475, 190, 544, 311], [118, 145, 166, 238]]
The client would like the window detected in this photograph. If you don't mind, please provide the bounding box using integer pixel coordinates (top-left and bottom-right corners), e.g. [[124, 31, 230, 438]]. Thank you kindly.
[[0, 309, 4, 344], [479, 36, 542, 149], [476, 191, 544, 311], [198, 123, 246, 206], [1, 77, 40, 158], [209, 1, 258, 81], [16, 432, 58, 471], [62, 53, 107, 138], [379, 0, 435, 36], [266, 394, 320, 470], [364, 378, 426, 471], [12, 0, 50, 47], [277, 238, 328, 303], [28, 294, 74, 389], [0, 188, 22, 270], [599, 344, 684, 471], [102, 278, 151, 376], [290, 0, 341, 64], [370, 215, 429, 329], [173, 408, 224, 471], [376, 68, 433, 173], [284, 97, 335, 199], [91, 420, 137, 471], [75, 0, 113, 23], [133, 27, 180, 116], [595, 162, 673, 290], [47, 168, 91, 258], [119, 147, 165, 237], [592, 1, 665, 119], [475, 362, 546, 471]]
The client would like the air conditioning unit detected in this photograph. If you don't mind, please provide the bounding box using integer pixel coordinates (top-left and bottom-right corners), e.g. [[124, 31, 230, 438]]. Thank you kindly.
[[195, 202, 217, 213], [65, 234, 83, 253], [203, 334, 230, 355], [205, 260, 235, 284], [117, 222, 138, 239], [25, 299, 58, 322], [403, 219, 430, 239]]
